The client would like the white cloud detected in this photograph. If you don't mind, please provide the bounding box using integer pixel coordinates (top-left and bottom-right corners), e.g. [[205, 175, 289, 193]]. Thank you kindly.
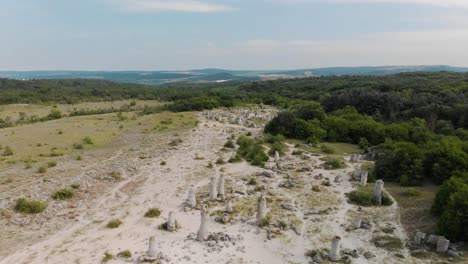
[[277, 0, 468, 8], [113, 0, 232, 13], [237, 29, 468, 69]]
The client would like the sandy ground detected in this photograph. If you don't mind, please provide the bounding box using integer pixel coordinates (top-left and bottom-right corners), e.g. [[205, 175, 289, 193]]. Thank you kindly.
[[0, 110, 433, 263]]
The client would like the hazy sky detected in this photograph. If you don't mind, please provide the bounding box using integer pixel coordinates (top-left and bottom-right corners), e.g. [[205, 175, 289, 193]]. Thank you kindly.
[[2, 0, 468, 70]]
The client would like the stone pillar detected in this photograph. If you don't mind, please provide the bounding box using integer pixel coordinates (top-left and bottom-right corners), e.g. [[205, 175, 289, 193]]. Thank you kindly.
[[187, 189, 197, 208], [437, 237, 450, 253], [209, 176, 217, 201], [226, 198, 233, 213], [329, 236, 341, 262], [274, 151, 280, 163], [167, 211, 176, 231], [360, 171, 368, 186], [257, 194, 267, 226], [353, 218, 361, 229], [197, 205, 208, 241], [373, 180, 384, 205], [218, 175, 225, 200], [147, 236, 157, 258]]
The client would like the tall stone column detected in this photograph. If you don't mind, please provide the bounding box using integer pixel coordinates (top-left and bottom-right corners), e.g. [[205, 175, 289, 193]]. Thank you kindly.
[[167, 211, 176, 231], [147, 236, 157, 258], [218, 175, 225, 200], [226, 198, 233, 213], [187, 189, 197, 207], [197, 205, 209, 241], [209, 176, 217, 201], [373, 180, 384, 205], [360, 171, 368, 186], [329, 236, 341, 261], [257, 194, 267, 226]]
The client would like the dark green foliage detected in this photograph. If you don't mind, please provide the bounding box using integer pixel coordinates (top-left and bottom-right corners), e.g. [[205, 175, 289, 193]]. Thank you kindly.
[[51, 189, 74, 200], [323, 159, 345, 170], [432, 173, 468, 216], [235, 135, 269, 167], [102, 252, 114, 263], [14, 198, 48, 213], [437, 185, 468, 241], [106, 219, 123, 228], [82, 136, 94, 145], [144, 208, 161, 218]]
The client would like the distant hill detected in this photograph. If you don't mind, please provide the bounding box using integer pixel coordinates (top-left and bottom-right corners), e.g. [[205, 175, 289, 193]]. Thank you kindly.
[[1, 65, 467, 85]]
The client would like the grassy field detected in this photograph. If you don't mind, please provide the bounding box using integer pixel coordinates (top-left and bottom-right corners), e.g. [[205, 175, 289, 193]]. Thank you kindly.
[[288, 141, 362, 157], [386, 183, 440, 238], [0, 100, 163, 122], [0, 111, 197, 169]]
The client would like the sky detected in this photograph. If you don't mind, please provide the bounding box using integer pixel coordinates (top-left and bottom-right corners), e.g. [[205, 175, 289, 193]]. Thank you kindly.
[[1, 0, 468, 70]]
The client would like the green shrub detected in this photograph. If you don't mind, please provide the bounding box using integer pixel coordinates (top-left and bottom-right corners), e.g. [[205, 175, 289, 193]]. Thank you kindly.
[[371, 236, 403, 250], [71, 183, 80, 189], [52, 189, 74, 200], [47, 161, 57, 168], [215, 157, 225, 164], [312, 185, 321, 192], [236, 136, 269, 167], [2, 146, 13, 156], [14, 198, 48, 214], [37, 166, 47, 173], [437, 185, 468, 241], [247, 178, 257, 185], [106, 219, 123, 228], [160, 161, 166, 166], [82, 136, 94, 145], [102, 252, 114, 263], [320, 145, 335, 154], [224, 139, 235, 148], [73, 143, 83, 150], [117, 250, 132, 258], [268, 141, 287, 156], [144, 208, 161, 218]]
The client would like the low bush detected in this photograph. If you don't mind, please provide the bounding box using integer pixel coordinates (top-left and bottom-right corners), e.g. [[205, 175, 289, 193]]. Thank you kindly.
[[47, 161, 57, 168], [224, 139, 235, 148], [401, 188, 421, 197], [144, 208, 161, 218], [82, 136, 94, 145], [2, 146, 13, 156], [102, 252, 114, 263], [117, 250, 132, 258], [106, 219, 123, 228], [51, 189, 74, 200], [14, 198, 48, 214], [37, 166, 47, 173]]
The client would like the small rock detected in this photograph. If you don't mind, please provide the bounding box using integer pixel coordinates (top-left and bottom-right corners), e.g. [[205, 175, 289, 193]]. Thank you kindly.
[[364, 251, 376, 259]]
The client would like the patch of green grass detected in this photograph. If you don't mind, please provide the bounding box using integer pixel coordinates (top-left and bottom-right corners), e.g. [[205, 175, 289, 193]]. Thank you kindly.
[[348, 186, 393, 206], [312, 185, 321, 192], [144, 208, 161, 218], [224, 139, 235, 148], [71, 183, 80, 189], [371, 236, 403, 250], [37, 166, 47, 173], [320, 145, 335, 154], [109, 171, 122, 181], [2, 146, 13, 156], [259, 215, 271, 227], [106, 219, 123, 229], [47, 161, 57, 168], [401, 188, 421, 197], [14, 198, 48, 214], [51, 189, 74, 200], [82, 136, 94, 145], [323, 158, 346, 170]]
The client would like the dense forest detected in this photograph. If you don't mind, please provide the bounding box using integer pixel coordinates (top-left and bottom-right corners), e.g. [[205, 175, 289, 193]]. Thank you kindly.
[[1, 72, 467, 240]]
